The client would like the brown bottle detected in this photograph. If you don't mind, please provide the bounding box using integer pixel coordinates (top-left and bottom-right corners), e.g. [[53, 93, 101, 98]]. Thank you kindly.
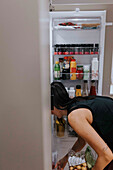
[[89, 80, 96, 96]]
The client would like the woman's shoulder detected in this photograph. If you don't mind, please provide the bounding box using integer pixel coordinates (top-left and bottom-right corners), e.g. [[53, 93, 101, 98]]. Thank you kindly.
[[68, 107, 93, 125]]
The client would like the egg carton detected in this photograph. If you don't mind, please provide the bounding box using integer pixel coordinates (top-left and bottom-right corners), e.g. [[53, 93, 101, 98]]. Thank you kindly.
[[68, 150, 88, 170]]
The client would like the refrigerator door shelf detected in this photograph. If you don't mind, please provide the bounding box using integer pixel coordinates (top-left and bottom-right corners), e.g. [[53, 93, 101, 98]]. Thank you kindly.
[[53, 25, 100, 31]]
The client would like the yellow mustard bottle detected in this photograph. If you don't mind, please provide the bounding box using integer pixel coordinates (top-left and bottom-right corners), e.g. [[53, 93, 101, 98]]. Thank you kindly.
[[70, 59, 76, 80], [76, 85, 81, 97]]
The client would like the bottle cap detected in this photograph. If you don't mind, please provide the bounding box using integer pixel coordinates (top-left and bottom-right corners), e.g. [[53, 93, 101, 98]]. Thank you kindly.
[[76, 85, 81, 89], [77, 65, 83, 68], [55, 61, 59, 64], [84, 80, 88, 83]]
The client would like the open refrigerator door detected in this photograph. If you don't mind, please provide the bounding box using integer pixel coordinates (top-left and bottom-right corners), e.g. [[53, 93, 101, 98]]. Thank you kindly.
[[50, 10, 106, 170]]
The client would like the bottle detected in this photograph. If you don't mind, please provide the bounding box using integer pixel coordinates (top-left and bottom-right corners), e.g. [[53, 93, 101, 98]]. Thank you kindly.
[[62, 57, 70, 80], [95, 44, 99, 54], [76, 85, 82, 97], [77, 65, 83, 80], [83, 65, 90, 80], [89, 80, 96, 96], [65, 87, 69, 93], [70, 59, 77, 80], [59, 58, 63, 79], [82, 80, 89, 97], [54, 61, 60, 80], [91, 58, 99, 80], [68, 87, 75, 98], [56, 117, 65, 137]]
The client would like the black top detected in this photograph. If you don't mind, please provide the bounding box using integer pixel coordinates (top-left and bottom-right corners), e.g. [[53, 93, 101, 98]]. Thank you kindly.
[[67, 96, 113, 151]]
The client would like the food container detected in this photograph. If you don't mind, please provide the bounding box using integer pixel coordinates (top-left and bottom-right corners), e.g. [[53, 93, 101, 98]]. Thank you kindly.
[[68, 150, 88, 170]]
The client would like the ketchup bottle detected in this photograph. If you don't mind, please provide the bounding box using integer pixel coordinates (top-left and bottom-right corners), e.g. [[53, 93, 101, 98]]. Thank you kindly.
[[89, 80, 96, 96]]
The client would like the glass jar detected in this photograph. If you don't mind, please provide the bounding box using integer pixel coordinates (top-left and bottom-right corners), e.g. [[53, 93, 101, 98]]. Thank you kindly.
[[94, 44, 99, 54], [90, 44, 94, 55], [58, 44, 62, 55], [85, 44, 90, 55], [75, 44, 79, 55], [77, 65, 83, 80]]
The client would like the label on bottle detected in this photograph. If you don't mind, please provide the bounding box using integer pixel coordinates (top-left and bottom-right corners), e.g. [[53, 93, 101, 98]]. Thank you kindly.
[[54, 71, 60, 79]]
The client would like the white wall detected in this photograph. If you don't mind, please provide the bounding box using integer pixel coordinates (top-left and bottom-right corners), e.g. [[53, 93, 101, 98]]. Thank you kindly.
[[0, 0, 51, 170]]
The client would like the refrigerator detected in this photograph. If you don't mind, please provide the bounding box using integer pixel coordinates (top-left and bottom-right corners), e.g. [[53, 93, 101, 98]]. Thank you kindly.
[[50, 10, 112, 170]]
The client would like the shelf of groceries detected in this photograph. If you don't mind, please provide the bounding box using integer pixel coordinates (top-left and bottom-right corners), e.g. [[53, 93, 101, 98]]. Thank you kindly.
[[53, 56, 99, 81], [53, 22, 100, 31], [53, 44, 99, 56]]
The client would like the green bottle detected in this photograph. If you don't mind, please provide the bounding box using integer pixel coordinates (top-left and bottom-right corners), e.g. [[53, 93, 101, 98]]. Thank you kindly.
[[54, 61, 60, 80]]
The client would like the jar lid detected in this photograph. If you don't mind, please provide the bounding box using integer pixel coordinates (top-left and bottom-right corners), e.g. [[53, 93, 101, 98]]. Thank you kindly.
[[77, 65, 83, 68], [64, 57, 68, 59], [71, 59, 76, 61]]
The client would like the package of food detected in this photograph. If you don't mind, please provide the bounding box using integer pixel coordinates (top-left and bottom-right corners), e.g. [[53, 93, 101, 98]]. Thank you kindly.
[[68, 146, 96, 170], [68, 150, 87, 170]]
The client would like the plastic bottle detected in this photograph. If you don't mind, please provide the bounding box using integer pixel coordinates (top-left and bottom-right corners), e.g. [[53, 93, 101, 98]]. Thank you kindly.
[[82, 80, 89, 97], [76, 85, 82, 97], [54, 61, 60, 80], [91, 58, 99, 80], [68, 87, 75, 98], [89, 80, 96, 96], [70, 59, 77, 80]]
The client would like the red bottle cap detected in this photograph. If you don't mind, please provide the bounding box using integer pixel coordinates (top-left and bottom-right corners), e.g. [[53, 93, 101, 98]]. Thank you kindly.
[[64, 56, 68, 60]]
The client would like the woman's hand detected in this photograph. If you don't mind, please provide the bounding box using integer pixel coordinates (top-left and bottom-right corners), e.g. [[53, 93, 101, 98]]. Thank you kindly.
[[55, 155, 68, 170]]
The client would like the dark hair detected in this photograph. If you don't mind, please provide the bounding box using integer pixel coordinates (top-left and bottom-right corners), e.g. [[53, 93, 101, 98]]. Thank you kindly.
[[51, 82, 95, 110]]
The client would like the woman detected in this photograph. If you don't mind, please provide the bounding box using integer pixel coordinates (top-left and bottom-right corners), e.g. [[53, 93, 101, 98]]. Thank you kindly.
[[51, 82, 113, 170]]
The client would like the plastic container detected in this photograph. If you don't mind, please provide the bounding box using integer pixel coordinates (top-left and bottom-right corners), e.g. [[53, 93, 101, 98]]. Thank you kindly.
[[68, 87, 75, 98], [83, 65, 90, 80], [70, 59, 77, 80], [91, 58, 99, 80]]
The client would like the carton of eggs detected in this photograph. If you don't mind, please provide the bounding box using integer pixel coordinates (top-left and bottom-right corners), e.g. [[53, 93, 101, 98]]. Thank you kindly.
[[68, 150, 88, 170]]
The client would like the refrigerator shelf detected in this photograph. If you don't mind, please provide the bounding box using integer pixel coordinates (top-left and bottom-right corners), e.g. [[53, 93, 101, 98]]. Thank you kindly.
[[53, 25, 100, 31], [53, 79, 99, 82], [53, 54, 99, 56]]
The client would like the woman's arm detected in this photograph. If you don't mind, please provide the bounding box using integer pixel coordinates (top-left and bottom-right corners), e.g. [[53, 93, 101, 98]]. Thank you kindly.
[[64, 136, 86, 161], [68, 108, 113, 170]]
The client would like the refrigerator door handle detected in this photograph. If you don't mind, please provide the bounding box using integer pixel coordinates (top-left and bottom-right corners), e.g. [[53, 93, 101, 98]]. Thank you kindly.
[[105, 22, 113, 26]]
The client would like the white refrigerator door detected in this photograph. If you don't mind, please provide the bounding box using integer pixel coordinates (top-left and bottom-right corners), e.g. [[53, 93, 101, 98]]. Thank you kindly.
[[50, 10, 106, 95]]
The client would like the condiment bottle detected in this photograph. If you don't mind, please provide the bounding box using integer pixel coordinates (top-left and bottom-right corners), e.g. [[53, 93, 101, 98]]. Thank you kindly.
[[62, 57, 70, 80], [94, 44, 99, 54], [82, 80, 89, 97], [77, 65, 83, 80], [91, 58, 99, 80], [70, 59, 77, 80], [56, 117, 65, 137], [68, 87, 75, 98], [59, 58, 63, 79], [89, 80, 96, 96], [54, 61, 60, 80], [76, 85, 82, 97]]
